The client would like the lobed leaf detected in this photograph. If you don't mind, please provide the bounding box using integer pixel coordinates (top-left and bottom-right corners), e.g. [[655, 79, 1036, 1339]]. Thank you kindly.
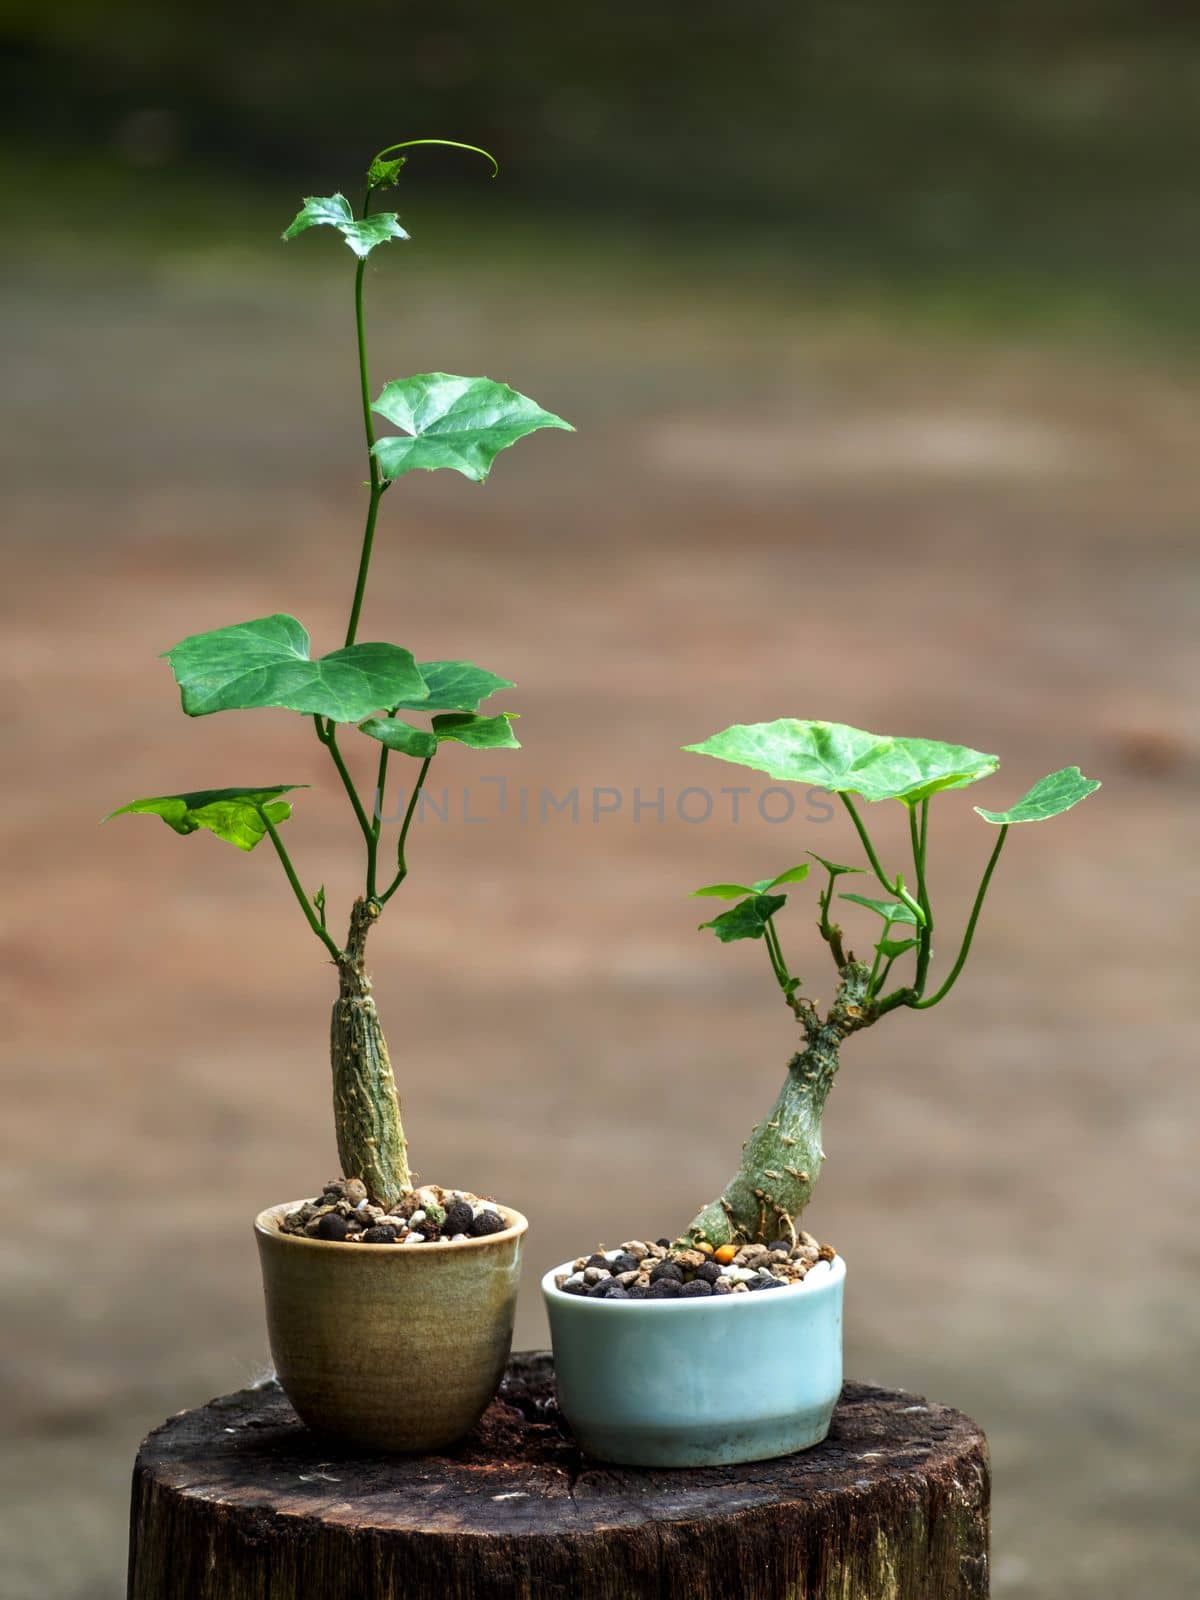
[[699, 893, 787, 943], [974, 766, 1101, 825], [685, 720, 998, 804], [840, 892, 919, 926], [431, 711, 520, 749], [164, 614, 426, 723], [371, 373, 573, 483], [282, 193, 409, 258], [105, 786, 302, 851], [390, 659, 514, 713]]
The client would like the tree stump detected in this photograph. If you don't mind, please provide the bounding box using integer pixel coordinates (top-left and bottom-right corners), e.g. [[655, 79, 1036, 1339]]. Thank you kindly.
[[128, 1352, 988, 1599]]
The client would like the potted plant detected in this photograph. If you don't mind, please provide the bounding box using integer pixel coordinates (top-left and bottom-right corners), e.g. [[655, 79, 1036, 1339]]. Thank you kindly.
[[108, 141, 572, 1451], [544, 720, 1098, 1466]]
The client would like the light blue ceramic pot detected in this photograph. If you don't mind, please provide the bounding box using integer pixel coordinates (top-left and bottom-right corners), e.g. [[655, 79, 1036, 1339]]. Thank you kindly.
[[542, 1255, 845, 1467]]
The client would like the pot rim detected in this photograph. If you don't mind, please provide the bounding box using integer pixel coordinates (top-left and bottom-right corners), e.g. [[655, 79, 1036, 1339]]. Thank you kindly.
[[255, 1198, 529, 1252], [541, 1252, 844, 1307]]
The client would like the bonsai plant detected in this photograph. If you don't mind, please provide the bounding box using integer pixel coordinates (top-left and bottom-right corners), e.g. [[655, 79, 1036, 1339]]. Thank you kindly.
[[108, 140, 572, 1451], [544, 720, 1098, 1466]]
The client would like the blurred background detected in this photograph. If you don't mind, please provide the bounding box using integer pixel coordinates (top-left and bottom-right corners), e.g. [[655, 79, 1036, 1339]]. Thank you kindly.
[[2, 4, 1198, 1596]]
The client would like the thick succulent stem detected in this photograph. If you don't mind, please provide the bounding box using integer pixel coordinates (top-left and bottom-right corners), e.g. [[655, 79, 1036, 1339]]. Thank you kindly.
[[330, 898, 410, 1207], [685, 962, 872, 1246]]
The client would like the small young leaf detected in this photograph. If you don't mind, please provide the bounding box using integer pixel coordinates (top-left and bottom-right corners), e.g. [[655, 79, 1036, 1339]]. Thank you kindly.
[[367, 156, 406, 189], [699, 893, 787, 943], [758, 863, 810, 891], [372, 374, 573, 483], [692, 883, 756, 900], [685, 720, 998, 804], [389, 660, 514, 714], [164, 614, 427, 723], [974, 767, 1101, 825], [431, 711, 520, 749], [105, 786, 303, 852], [358, 719, 439, 759], [282, 194, 409, 258], [840, 892, 920, 926], [875, 936, 918, 960], [808, 851, 866, 878]]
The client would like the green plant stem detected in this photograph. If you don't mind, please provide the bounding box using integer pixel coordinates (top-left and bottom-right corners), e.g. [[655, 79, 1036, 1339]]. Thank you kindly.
[[367, 739, 390, 901], [261, 811, 342, 961], [378, 754, 433, 904], [314, 718, 373, 845], [912, 824, 1009, 1009], [344, 244, 384, 649], [840, 793, 925, 925], [763, 917, 789, 990], [910, 798, 934, 994]]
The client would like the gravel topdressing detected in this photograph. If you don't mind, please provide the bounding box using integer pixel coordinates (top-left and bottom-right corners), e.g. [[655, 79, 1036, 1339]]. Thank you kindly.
[[277, 1179, 507, 1244], [552, 1232, 838, 1300]]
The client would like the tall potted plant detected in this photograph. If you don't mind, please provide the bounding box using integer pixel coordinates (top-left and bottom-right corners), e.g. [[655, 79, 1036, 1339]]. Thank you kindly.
[[544, 720, 1098, 1466], [109, 142, 572, 1451]]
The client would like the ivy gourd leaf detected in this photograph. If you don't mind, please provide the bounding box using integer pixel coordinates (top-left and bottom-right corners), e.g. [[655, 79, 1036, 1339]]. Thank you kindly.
[[685, 720, 998, 804], [282, 194, 408, 258], [974, 767, 1101, 824], [875, 936, 918, 960], [389, 660, 514, 713], [164, 615, 427, 722], [105, 786, 302, 851], [431, 712, 520, 749], [357, 719, 439, 759], [840, 892, 920, 926], [368, 156, 406, 189], [692, 882, 756, 900], [808, 851, 866, 878], [699, 893, 787, 943], [371, 374, 573, 483]]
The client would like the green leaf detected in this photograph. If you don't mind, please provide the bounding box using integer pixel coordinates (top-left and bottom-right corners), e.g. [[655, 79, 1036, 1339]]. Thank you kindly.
[[974, 767, 1101, 825], [368, 156, 406, 189], [756, 863, 810, 892], [164, 614, 427, 722], [389, 660, 514, 713], [808, 851, 866, 878], [875, 936, 918, 960], [105, 786, 302, 852], [840, 892, 919, 926], [282, 193, 408, 258], [371, 374, 573, 483], [699, 893, 787, 943], [685, 720, 999, 804], [692, 882, 756, 900], [431, 711, 520, 749], [358, 718, 439, 759]]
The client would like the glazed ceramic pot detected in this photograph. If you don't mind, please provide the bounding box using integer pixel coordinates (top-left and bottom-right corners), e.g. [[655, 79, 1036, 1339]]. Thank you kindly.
[[543, 1254, 844, 1467], [255, 1199, 527, 1452]]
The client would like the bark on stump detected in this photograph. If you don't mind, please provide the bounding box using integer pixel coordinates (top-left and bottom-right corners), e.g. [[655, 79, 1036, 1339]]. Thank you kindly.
[[128, 1352, 989, 1600]]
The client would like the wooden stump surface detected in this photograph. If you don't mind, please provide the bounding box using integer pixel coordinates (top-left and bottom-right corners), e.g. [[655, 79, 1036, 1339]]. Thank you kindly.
[[128, 1351, 989, 1599]]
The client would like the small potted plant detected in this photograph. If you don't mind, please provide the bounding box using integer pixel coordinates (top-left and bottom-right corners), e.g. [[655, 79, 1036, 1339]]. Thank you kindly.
[[108, 141, 572, 1451], [544, 720, 1098, 1466]]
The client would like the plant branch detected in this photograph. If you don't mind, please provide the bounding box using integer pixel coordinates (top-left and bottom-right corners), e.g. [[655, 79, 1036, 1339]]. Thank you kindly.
[[840, 793, 925, 925], [816, 865, 848, 968], [261, 811, 342, 962], [377, 754, 434, 904], [910, 798, 934, 995], [314, 717, 374, 846], [912, 824, 1009, 1009]]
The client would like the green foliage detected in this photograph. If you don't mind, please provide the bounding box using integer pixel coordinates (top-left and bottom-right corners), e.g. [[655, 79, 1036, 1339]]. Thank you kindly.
[[372, 374, 574, 483], [840, 892, 919, 925], [367, 156, 407, 189], [974, 766, 1100, 824], [106, 786, 300, 851], [808, 852, 865, 877], [693, 863, 808, 900], [357, 719, 439, 759], [431, 711, 520, 749], [164, 614, 426, 722], [685, 719, 998, 804], [390, 660, 514, 713], [282, 194, 408, 258], [699, 893, 787, 943], [875, 935, 918, 960]]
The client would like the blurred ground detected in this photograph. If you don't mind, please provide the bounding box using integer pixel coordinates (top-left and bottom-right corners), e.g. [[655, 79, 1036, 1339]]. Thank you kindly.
[[1, 177, 1198, 1599]]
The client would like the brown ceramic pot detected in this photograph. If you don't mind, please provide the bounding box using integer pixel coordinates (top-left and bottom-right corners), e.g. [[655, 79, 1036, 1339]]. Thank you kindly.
[[254, 1199, 528, 1452]]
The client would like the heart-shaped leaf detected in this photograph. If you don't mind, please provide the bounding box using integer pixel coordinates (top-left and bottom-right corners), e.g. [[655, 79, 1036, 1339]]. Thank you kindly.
[[840, 892, 919, 926], [685, 720, 999, 804], [431, 712, 520, 749], [372, 374, 573, 483], [875, 935, 918, 960], [974, 767, 1100, 824], [283, 194, 408, 258], [357, 719, 439, 759], [105, 786, 302, 851], [808, 852, 865, 878], [699, 893, 787, 943], [389, 660, 514, 713], [164, 614, 426, 722]]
